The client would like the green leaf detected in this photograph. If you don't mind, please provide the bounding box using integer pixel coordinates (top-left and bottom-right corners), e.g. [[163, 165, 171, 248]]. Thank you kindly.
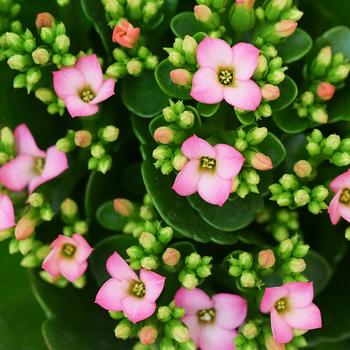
[[328, 88, 350, 123], [96, 201, 128, 231], [235, 110, 256, 125], [270, 76, 298, 112], [197, 102, 220, 118], [155, 59, 191, 100], [314, 340, 350, 350], [170, 12, 207, 38], [276, 29, 313, 64], [131, 114, 153, 145], [122, 71, 169, 118], [259, 132, 286, 168]]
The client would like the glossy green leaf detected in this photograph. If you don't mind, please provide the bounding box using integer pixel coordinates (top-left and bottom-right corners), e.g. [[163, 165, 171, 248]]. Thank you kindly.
[[270, 76, 298, 112], [96, 201, 128, 231], [259, 132, 286, 167], [131, 114, 153, 145], [170, 12, 207, 38], [235, 110, 256, 125], [197, 102, 220, 118], [328, 88, 350, 123]]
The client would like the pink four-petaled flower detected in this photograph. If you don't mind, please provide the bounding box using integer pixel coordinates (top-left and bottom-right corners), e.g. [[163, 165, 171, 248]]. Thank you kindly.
[[95, 252, 166, 323], [0, 194, 15, 231], [190, 37, 262, 111], [53, 54, 115, 118], [260, 282, 322, 344], [0, 124, 68, 193], [112, 19, 140, 49], [172, 135, 244, 206], [175, 287, 247, 350]]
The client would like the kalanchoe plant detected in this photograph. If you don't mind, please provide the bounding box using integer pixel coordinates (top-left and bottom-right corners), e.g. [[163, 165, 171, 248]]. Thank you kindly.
[[1, 0, 350, 349]]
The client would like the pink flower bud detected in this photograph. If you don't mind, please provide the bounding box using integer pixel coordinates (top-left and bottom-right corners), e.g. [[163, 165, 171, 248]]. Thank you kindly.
[[162, 248, 181, 267], [194, 5, 212, 22], [139, 326, 158, 345], [35, 12, 54, 29], [112, 19, 140, 49], [262, 84, 280, 101], [258, 249, 276, 269], [154, 126, 175, 144], [170, 69, 192, 87], [113, 198, 134, 217], [15, 214, 37, 240], [75, 130, 92, 148], [293, 160, 312, 178], [250, 153, 273, 171], [316, 81, 336, 101], [276, 20, 297, 37]]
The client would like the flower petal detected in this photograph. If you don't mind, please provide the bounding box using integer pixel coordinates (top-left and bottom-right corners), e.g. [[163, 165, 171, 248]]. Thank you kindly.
[[181, 135, 216, 160], [140, 269, 166, 302], [199, 324, 236, 350], [213, 293, 247, 330], [14, 124, 45, 157], [42, 250, 61, 277], [75, 54, 104, 92], [285, 282, 314, 308], [90, 78, 115, 104], [122, 297, 156, 323], [182, 315, 202, 345], [285, 304, 322, 331], [329, 169, 350, 193], [72, 234, 93, 263], [106, 252, 138, 281], [59, 259, 87, 282], [64, 95, 99, 118], [214, 144, 244, 180], [328, 191, 341, 225], [260, 286, 289, 313], [0, 154, 35, 192], [271, 308, 294, 344], [197, 37, 233, 69], [95, 278, 129, 311], [53, 67, 85, 98], [172, 160, 202, 197], [223, 79, 262, 111], [197, 173, 232, 206], [231, 43, 260, 80], [339, 203, 350, 223], [0, 194, 15, 231], [190, 68, 224, 104], [174, 287, 213, 315]]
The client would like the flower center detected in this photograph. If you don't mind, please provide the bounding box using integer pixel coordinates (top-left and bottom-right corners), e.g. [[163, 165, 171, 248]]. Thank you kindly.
[[61, 243, 76, 258], [80, 88, 95, 103], [340, 188, 350, 205], [197, 308, 216, 323], [200, 156, 216, 169], [34, 157, 45, 175], [218, 69, 234, 86], [275, 298, 289, 313], [131, 281, 146, 298]]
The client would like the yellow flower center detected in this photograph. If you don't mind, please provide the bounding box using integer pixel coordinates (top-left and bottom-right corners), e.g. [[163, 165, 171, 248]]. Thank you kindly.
[[340, 188, 350, 205], [275, 298, 289, 313], [80, 88, 96, 103], [197, 308, 216, 323], [131, 281, 146, 298], [218, 69, 234, 86], [34, 157, 45, 175], [61, 243, 76, 258], [200, 156, 216, 169]]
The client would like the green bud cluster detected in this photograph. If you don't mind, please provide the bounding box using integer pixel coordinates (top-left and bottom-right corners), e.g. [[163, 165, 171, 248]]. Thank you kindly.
[[235, 319, 263, 350], [178, 252, 212, 290], [234, 127, 268, 152], [60, 198, 89, 236], [35, 87, 66, 116], [165, 35, 198, 68], [0, 126, 16, 165], [0, 0, 21, 35], [194, 1, 223, 35], [234, 168, 260, 199]]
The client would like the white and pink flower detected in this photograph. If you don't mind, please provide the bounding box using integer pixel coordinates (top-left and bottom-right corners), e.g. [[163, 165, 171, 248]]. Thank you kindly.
[[53, 54, 115, 118], [0, 124, 68, 193], [0, 194, 15, 231], [42, 234, 93, 282], [190, 37, 262, 111], [328, 169, 350, 224], [172, 135, 244, 206], [260, 282, 322, 344], [95, 252, 165, 323], [174, 287, 247, 350], [112, 19, 140, 49]]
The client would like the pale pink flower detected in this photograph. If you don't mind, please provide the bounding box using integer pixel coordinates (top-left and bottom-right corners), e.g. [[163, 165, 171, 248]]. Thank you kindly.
[[0, 124, 68, 193], [0, 194, 15, 231], [112, 19, 140, 49], [42, 234, 93, 282], [53, 54, 115, 118], [174, 287, 247, 350], [260, 282, 322, 344], [190, 38, 262, 111], [317, 82, 336, 101], [95, 252, 165, 323], [172, 135, 244, 206], [328, 169, 350, 224]]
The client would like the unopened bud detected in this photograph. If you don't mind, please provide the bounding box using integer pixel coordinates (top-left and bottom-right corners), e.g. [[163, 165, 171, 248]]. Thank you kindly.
[[311, 185, 329, 202], [74, 130, 92, 148], [158, 226, 173, 244], [316, 82, 336, 101], [139, 325, 158, 345], [258, 249, 276, 269], [162, 248, 181, 267], [28, 193, 44, 207], [240, 271, 256, 288], [185, 252, 201, 269], [141, 256, 158, 270], [32, 48, 50, 65], [241, 321, 259, 339], [294, 189, 310, 207], [328, 64, 350, 84], [139, 231, 156, 251], [114, 320, 132, 340], [275, 20, 297, 38], [283, 258, 306, 274], [262, 84, 280, 101], [293, 160, 312, 178], [278, 239, 293, 259], [170, 69, 192, 86], [35, 12, 54, 29], [100, 125, 119, 142], [279, 174, 298, 190], [126, 59, 143, 76], [178, 111, 195, 129], [15, 214, 38, 240], [154, 126, 175, 144], [35, 87, 54, 103], [157, 306, 172, 322], [265, 0, 290, 21], [169, 320, 190, 343], [194, 5, 212, 22], [180, 271, 198, 290], [253, 55, 268, 80], [249, 152, 273, 171], [53, 34, 70, 53], [61, 198, 78, 219], [114, 198, 134, 217], [311, 46, 332, 77], [183, 35, 197, 59]]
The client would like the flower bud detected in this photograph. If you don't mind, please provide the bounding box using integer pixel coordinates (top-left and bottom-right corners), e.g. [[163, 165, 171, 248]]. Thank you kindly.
[[229, 0, 256, 32], [35, 87, 54, 103], [240, 271, 256, 288], [294, 189, 310, 207], [0, 127, 15, 153], [158, 226, 173, 244], [154, 126, 175, 144], [178, 111, 195, 129], [100, 125, 119, 142], [114, 198, 134, 217], [332, 152, 350, 167], [32, 47, 50, 65], [253, 54, 268, 80], [196, 264, 212, 278], [241, 321, 259, 339], [262, 84, 280, 101], [73, 130, 92, 148], [183, 35, 197, 58], [275, 20, 297, 38], [5, 32, 23, 50], [168, 51, 185, 67], [323, 134, 340, 155], [311, 185, 329, 202], [162, 248, 181, 267], [15, 213, 38, 240], [53, 34, 70, 53], [278, 239, 293, 259], [26, 68, 42, 86], [281, 7, 303, 21], [126, 59, 143, 76], [56, 137, 74, 153], [267, 68, 286, 85], [293, 160, 312, 178], [168, 320, 190, 343], [141, 256, 158, 270], [139, 232, 156, 251], [7, 54, 31, 71], [28, 193, 44, 208], [302, 91, 315, 105], [35, 12, 54, 29], [170, 69, 192, 86], [311, 46, 332, 77], [293, 243, 310, 258], [21, 254, 39, 268], [306, 142, 321, 156], [282, 258, 306, 274], [91, 143, 105, 158], [185, 252, 201, 269], [163, 106, 178, 122], [279, 174, 298, 191], [40, 27, 55, 44], [328, 64, 350, 84], [194, 5, 212, 22], [258, 249, 276, 269], [249, 152, 273, 171], [173, 152, 188, 171], [106, 62, 127, 78], [316, 82, 336, 101], [246, 127, 267, 146], [265, 0, 290, 21], [180, 271, 198, 290], [139, 325, 158, 345], [114, 320, 132, 340], [160, 338, 176, 350], [60, 198, 78, 220], [157, 306, 172, 322]]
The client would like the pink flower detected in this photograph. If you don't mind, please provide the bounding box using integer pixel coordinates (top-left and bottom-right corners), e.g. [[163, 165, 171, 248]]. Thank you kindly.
[[260, 282, 322, 344], [328, 169, 350, 224], [112, 19, 140, 49], [95, 252, 165, 323], [172, 135, 244, 206], [0, 124, 68, 193], [174, 287, 247, 350], [0, 194, 15, 231], [53, 54, 115, 118], [42, 234, 93, 282], [190, 38, 262, 111]]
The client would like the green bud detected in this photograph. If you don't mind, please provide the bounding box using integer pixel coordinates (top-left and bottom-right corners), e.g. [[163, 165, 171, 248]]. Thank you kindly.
[[160, 161, 174, 175], [35, 245, 51, 260], [153, 145, 172, 160], [267, 68, 286, 85], [269, 56, 283, 70], [126, 59, 143, 76], [12, 73, 26, 89], [278, 239, 293, 259], [196, 264, 212, 278], [19, 237, 34, 255], [229, 2, 256, 32], [246, 127, 267, 145], [91, 143, 105, 159], [7, 54, 31, 71], [32, 47, 50, 64], [56, 137, 74, 153], [179, 271, 198, 290], [308, 201, 322, 215], [293, 160, 312, 178], [141, 256, 158, 270], [26, 68, 42, 85], [158, 306, 172, 322], [240, 271, 256, 288], [168, 51, 185, 67], [279, 174, 298, 191], [20, 254, 39, 268], [106, 62, 127, 78], [257, 103, 272, 118], [163, 106, 178, 122], [311, 46, 332, 77], [173, 306, 186, 319], [182, 35, 197, 63], [178, 110, 195, 129], [158, 226, 173, 244], [293, 189, 310, 207], [306, 142, 321, 156], [237, 182, 250, 198], [139, 231, 156, 251], [0, 126, 15, 153], [323, 134, 340, 155], [114, 319, 133, 340], [265, 0, 290, 21], [345, 227, 350, 241], [328, 64, 350, 84], [40, 206, 55, 221], [73, 275, 87, 289], [332, 152, 350, 167], [293, 243, 310, 258], [239, 252, 253, 269], [35, 88, 54, 103], [253, 54, 268, 80], [241, 321, 259, 339], [229, 264, 241, 277], [300, 91, 314, 106], [5, 32, 23, 50], [97, 155, 112, 174], [311, 185, 329, 202], [269, 183, 283, 195], [178, 341, 196, 350], [127, 246, 144, 260], [74, 221, 88, 235], [168, 320, 190, 343], [109, 311, 124, 320], [53, 34, 70, 53], [61, 53, 76, 66], [282, 258, 306, 274], [28, 193, 44, 207], [234, 138, 248, 152], [160, 338, 176, 350], [185, 252, 201, 269], [281, 7, 303, 21]]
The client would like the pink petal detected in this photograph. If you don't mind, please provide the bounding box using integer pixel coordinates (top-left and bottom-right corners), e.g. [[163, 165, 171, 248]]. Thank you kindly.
[[28, 146, 68, 194], [223, 79, 262, 111], [59, 259, 87, 282], [64, 95, 100, 118], [75, 54, 104, 92], [181, 135, 216, 160], [213, 293, 247, 330], [95, 278, 129, 311], [285, 282, 314, 308], [197, 173, 232, 206], [0, 194, 15, 231], [260, 286, 289, 313], [214, 144, 244, 180], [51, 234, 75, 249], [14, 124, 46, 158], [106, 252, 138, 281], [231, 43, 260, 80], [72, 234, 93, 263], [182, 315, 202, 345], [90, 78, 115, 104], [190, 68, 224, 104], [285, 304, 322, 331], [338, 203, 350, 223], [140, 269, 165, 302], [172, 160, 202, 197], [174, 288, 213, 315], [53, 68, 85, 98], [42, 250, 61, 277], [271, 308, 294, 344], [329, 169, 350, 193], [0, 154, 35, 192], [328, 191, 341, 225], [199, 324, 236, 350], [196, 37, 233, 69], [122, 296, 156, 323]]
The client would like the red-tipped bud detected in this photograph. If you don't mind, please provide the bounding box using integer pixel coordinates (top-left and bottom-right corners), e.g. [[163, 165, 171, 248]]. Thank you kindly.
[[258, 249, 276, 269], [139, 325, 158, 345], [35, 12, 54, 29], [262, 84, 280, 101], [15, 214, 38, 240], [316, 82, 336, 101], [113, 198, 134, 217], [162, 248, 181, 267], [250, 152, 273, 171], [154, 126, 175, 144], [194, 5, 212, 22], [276, 20, 297, 37], [170, 69, 192, 87]]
